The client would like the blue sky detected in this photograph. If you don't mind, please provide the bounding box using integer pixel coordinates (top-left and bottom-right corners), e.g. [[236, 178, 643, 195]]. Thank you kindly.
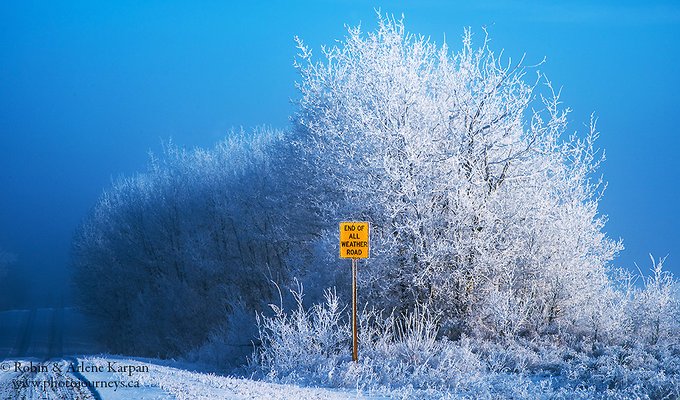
[[0, 1, 678, 306]]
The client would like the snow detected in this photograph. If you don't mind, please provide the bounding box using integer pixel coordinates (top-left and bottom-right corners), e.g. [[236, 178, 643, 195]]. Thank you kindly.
[[78, 356, 391, 400], [0, 356, 395, 399]]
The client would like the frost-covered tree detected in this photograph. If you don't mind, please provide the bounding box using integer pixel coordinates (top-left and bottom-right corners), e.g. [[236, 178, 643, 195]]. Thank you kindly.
[[72, 128, 293, 357], [292, 15, 623, 340]]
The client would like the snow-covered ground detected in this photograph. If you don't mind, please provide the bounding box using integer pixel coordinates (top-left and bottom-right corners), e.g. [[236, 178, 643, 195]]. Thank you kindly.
[[0, 309, 393, 399], [0, 356, 393, 399], [81, 356, 393, 400]]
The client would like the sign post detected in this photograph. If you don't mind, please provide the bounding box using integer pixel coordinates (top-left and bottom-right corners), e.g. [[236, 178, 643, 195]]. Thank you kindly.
[[339, 221, 369, 362], [352, 257, 358, 362]]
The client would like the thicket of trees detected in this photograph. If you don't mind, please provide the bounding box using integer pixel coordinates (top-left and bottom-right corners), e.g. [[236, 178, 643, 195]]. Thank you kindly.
[[72, 130, 296, 356], [72, 16, 678, 383]]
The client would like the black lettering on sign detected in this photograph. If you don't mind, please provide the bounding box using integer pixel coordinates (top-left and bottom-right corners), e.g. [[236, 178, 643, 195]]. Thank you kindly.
[[339, 222, 370, 259]]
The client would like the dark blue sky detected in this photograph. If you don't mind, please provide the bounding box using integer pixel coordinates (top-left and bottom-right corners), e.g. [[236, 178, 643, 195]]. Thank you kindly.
[[1, 1, 678, 306]]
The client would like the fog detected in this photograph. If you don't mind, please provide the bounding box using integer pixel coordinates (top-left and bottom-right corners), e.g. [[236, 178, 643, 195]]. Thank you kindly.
[[1, 1, 679, 311]]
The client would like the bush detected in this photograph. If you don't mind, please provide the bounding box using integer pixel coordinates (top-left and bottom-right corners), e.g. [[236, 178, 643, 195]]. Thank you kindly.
[[252, 283, 680, 398]]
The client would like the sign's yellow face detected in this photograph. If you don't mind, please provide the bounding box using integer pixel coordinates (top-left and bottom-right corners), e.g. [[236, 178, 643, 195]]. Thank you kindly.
[[339, 221, 370, 259]]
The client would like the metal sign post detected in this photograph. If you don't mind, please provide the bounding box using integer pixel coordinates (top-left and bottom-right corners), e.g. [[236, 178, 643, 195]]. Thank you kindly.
[[352, 258, 358, 362], [339, 221, 369, 363]]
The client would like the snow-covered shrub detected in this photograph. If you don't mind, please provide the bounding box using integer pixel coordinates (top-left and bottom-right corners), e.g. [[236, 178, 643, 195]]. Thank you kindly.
[[254, 282, 350, 380], [392, 304, 440, 365], [253, 287, 680, 398], [626, 257, 680, 346], [555, 343, 680, 398], [254, 284, 534, 392]]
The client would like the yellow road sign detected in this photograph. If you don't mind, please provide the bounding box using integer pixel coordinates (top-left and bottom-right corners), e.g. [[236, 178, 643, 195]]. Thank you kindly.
[[339, 221, 370, 259]]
